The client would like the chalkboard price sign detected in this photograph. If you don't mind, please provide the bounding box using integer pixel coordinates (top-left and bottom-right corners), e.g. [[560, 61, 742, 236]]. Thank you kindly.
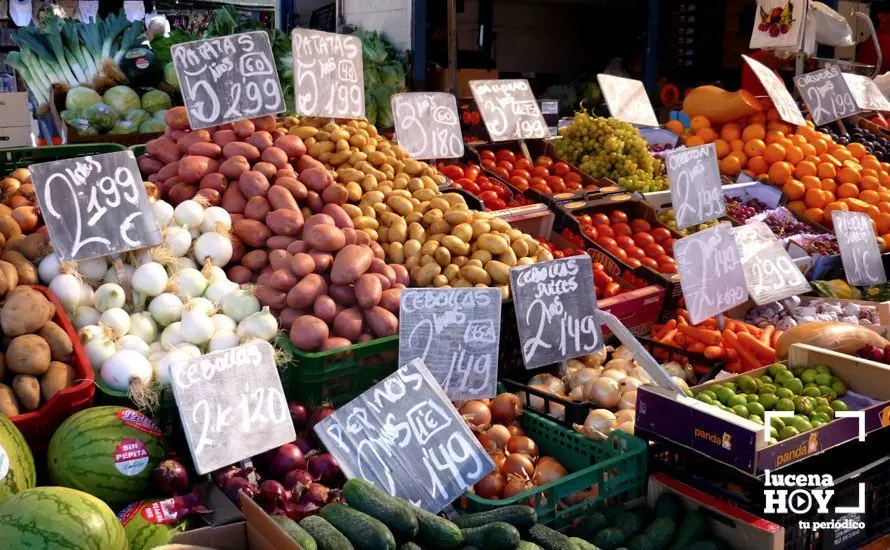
[[315, 358, 495, 512], [170, 341, 295, 475], [469, 79, 549, 142], [399, 288, 501, 400], [391, 92, 464, 160], [509, 255, 603, 369], [843, 73, 890, 112], [832, 210, 887, 286], [743, 55, 806, 127], [674, 223, 749, 325], [29, 150, 161, 261], [665, 143, 726, 230], [596, 74, 659, 127], [794, 67, 860, 126], [291, 29, 364, 119], [172, 31, 285, 130], [735, 222, 811, 305]]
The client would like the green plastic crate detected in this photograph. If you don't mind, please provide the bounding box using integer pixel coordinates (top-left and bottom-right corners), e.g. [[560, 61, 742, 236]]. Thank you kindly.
[[0, 143, 126, 174], [130, 145, 146, 157], [276, 333, 399, 407], [456, 410, 647, 529]]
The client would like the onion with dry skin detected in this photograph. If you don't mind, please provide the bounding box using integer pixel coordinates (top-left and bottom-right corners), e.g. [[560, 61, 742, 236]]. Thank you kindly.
[[585, 377, 621, 408], [619, 376, 643, 393], [503, 475, 535, 500], [490, 450, 508, 471], [506, 436, 539, 459], [490, 392, 522, 424], [618, 390, 638, 410], [566, 367, 601, 390], [520, 384, 566, 420], [475, 471, 506, 499], [573, 409, 617, 441], [485, 424, 512, 450], [615, 421, 635, 435], [528, 373, 565, 395], [506, 424, 525, 437], [501, 453, 535, 478], [615, 409, 635, 424], [601, 369, 627, 382], [459, 400, 491, 429], [532, 457, 568, 486]]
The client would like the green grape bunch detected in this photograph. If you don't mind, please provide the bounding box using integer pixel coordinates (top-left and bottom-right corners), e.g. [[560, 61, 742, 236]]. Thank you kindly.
[[657, 209, 719, 236], [553, 113, 668, 192]]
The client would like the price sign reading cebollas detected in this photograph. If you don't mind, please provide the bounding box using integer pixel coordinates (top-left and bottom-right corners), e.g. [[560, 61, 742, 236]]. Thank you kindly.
[[832, 210, 887, 286], [292, 29, 364, 119], [29, 151, 161, 261], [794, 67, 860, 127], [735, 222, 811, 305], [171, 31, 285, 129], [469, 79, 548, 142], [391, 92, 464, 160], [666, 143, 726, 230]]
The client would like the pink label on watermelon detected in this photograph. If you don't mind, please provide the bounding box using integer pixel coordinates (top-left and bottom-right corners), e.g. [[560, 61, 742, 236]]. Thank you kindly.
[[140, 499, 181, 525], [114, 439, 149, 476], [117, 501, 142, 525], [117, 409, 162, 437]]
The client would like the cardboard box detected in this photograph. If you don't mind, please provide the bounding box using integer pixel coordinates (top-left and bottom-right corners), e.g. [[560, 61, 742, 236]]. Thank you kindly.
[[172, 497, 301, 550], [0, 93, 33, 148], [636, 344, 890, 474], [433, 68, 499, 98]]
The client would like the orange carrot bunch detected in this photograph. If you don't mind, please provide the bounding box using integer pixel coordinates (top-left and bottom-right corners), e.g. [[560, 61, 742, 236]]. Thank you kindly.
[[650, 309, 781, 374]]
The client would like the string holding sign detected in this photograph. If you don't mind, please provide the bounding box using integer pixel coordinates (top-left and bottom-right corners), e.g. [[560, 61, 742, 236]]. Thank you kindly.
[[832, 210, 887, 286], [391, 92, 465, 160], [793, 67, 860, 126], [665, 143, 726, 230], [291, 29, 364, 119], [469, 79, 549, 142]]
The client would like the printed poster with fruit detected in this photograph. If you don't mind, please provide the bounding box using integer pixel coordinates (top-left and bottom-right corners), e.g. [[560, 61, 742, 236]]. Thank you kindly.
[[749, 0, 807, 51]]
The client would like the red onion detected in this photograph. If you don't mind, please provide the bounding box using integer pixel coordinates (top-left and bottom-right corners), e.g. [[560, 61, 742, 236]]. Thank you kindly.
[[152, 459, 189, 496], [164, 486, 211, 516], [257, 480, 288, 513], [223, 476, 257, 505], [283, 469, 314, 491], [267, 444, 306, 478], [308, 403, 336, 432], [282, 501, 320, 522], [289, 402, 309, 431], [293, 433, 314, 455], [212, 465, 240, 487], [300, 483, 331, 506], [308, 453, 341, 483]]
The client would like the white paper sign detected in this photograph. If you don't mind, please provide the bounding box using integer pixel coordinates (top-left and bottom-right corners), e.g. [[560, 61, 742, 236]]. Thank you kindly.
[[743, 55, 806, 127], [391, 93, 464, 160], [596, 74, 659, 127], [735, 221, 811, 304], [843, 73, 890, 112], [794, 67, 860, 126]]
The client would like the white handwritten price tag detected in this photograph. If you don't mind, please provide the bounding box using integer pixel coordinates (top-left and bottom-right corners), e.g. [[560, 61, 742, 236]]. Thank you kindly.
[[832, 210, 887, 286], [170, 341, 295, 475], [291, 29, 364, 119], [666, 143, 726, 230], [469, 79, 548, 142], [29, 150, 161, 261], [391, 92, 465, 160], [315, 358, 494, 512], [743, 54, 806, 127], [172, 31, 285, 129], [399, 288, 500, 400], [674, 223, 749, 325], [596, 74, 659, 127], [794, 67, 860, 126], [509, 255, 603, 369], [735, 222, 811, 305], [842, 73, 890, 112]]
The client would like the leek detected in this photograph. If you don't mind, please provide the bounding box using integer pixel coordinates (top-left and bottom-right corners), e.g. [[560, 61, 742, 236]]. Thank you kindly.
[[114, 20, 146, 63], [5, 52, 48, 105], [41, 15, 80, 85], [101, 12, 130, 60], [77, 21, 103, 72]]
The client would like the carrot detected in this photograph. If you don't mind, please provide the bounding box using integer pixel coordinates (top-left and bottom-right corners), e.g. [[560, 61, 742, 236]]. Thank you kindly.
[[654, 319, 676, 340], [725, 318, 746, 333], [677, 309, 690, 321], [699, 318, 718, 330], [688, 342, 707, 354], [676, 315, 688, 326], [771, 329, 783, 348], [678, 325, 722, 346], [760, 325, 775, 346], [659, 329, 678, 345], [724, 348, 739, 362], [704, 345, 725, 359], [738, 331, 777, 362], [673, 334, 687, 347], [725, 361, 743, 373], [723, 329, 760, 372], [740, 322, 764, 338]]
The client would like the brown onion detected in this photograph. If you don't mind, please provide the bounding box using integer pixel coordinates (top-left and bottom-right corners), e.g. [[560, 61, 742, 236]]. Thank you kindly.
[[459, 401, 492, 429], [474, 471, 506, 499], [503, 475, 535, 499], [533, 457, 568, 486], [506, 424, 526, 437], [490, 450, 508, 471], [506, 436, 539, 459], [490, 393, 522, 424], [485, 425, 511, 450], [476, 431, 496, 452], [501, 453, 534, 478]]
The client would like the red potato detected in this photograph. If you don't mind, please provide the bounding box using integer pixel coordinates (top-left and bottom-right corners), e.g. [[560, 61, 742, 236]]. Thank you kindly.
[[279, 308, 300, 330], [342, 228, 357, 245], [355, 231, 372, 246], [369, 241, 385, 260], [220, 155, 251, 180], [147, 138, 181, 165], [138, 156, 164, 176], [274, 135, 307, 159], [199, 173, 228, 193], [309, 251, 333, 273], [303, 214, 335, 232], [269, 269, 297, 292], [222, 184, 248, 214], [253, 162, 278, 180], [256, 268, 272, 287], [304, 224, 345, 251], [218, 123, 235, 131], [369, 259, 396, 284], [305, 191, 324, 214], [321, 204, 354, 229], [355, 274, 383, 308], [196, 188, 221, 206], [222, 142, 260, 163], [321, 337, 352, 351], [147, 173, 159, 183], [290, 253, 315, 277], [268, 250, 291, 271], [267, 236, 297, 250], [228, 265, 252, 284], [261, 147, 288, 169], [329, 284, 357, 307], [313, 295, 338, 325], [369, 272, 392, 291], [241, 249, 268, 271], [333, 308, 364, 341], [213, 129, 239, 148], [188, 142, 222, 158], [379, 288, 401, 314], [233, 219, 272, 248], [11, 207, 39, 233], [253, 116, 277, 132], [238, 171, 270, 199], [271, 128, 287, 140], [244, 196, 272, 221], [177, 129, 211, 154], [255, 286, 287, 310], [391, 264, 410, 286], [275, 177, 308, 200], [364, 307, 398, 338], [297, 155, 325, 173], [233, 120, 256, 139], [230, 214, 245, 223], [164, 107, 190, 130], [266, 209, 304, 237], [321, 184, 348, 205], [289, 315, 328, 351], [287, 241, 310, 255], [358, 334, 373, 343], [168, 183, 198, 205], [300, 166, 333, 193], [268, 185, 300, 211], [230, 236, 246, 264], [246, 131, 274, 151], [274, 167, 297, 182], [178, 156, 213, 184], [157, 160, 180, 182], [286, 274, 327, 309], [331, 245, 373, 285]]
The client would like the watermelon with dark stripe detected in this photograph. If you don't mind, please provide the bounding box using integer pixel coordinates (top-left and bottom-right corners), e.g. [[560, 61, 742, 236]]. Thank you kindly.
[[118, 499, 191, 550], [0, 486, 127, 549], [0, 414, 35, 503], [48, 406, 165, 508]]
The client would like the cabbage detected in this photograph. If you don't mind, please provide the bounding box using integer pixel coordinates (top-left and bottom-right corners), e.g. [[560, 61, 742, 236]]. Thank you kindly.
[[65, 87, 102, 112], [124, 109, 152, 127], [369, 85, 393, 128], [152, 109, 169, 122], [366, 99, 378, 126], [139, 118, 167, 133], [60, 109, 81, 124], [103, 86, 141, 116], [354, 29, 390, 64], [82, 103, 118, 133], [163, 63, 180, 91], [379, 62, 405, 91], [364, 65, 380, 88], [109, 120, 138, 135], [69, 118, 99, 136], [141, 89, 173, 115]]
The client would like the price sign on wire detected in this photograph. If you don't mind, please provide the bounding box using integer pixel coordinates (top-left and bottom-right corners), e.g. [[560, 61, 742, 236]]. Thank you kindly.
[[832, 210, 887, 286], [794, 67, 860, 126], [596, 74, 659, 127], [171, 31, 285, 129], [170, 341, 295, 475], [391, 92, 464, 160], [665, 143, 726, 230], [314, 358, 495, 512], [842, 73, 890, 112], [291, 29, 364, 119], [469, 79, 549, 142], [735, 222, 811, 305], [742, 54, 806, 127], [399, 288, 501, 401], [509, 255, 603, 369], [29, 150, 161, 261], [674, 223, 749, 325]]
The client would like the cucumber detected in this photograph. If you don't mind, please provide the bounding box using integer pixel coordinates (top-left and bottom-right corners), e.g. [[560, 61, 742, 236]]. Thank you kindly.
[[518, 542, 544, 550], [398, 543, 423, 550], [270, 515, 317, 550], [654, 494, 682, 523], [592, 526, 627, 550], [461, 521, 521, 549], [321, 503, 396, 550], [453, 505, 537, 530], [643, 518, 677, 550], [526, 524, 576, 550], [299, 515, 354, 550], [570, 512, 607, 540], [616, 510, 647, 538], [411, 505, 463, 548], [670, 510, 709, 549], [343, 478, 419, 540], [571, 537, 601, 550]]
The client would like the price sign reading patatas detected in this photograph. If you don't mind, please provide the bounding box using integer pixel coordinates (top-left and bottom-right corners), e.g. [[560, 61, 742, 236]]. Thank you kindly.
[[291, 29, 364, 119]]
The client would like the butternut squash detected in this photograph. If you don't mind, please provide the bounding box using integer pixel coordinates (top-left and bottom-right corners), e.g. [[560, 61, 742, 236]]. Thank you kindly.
[[683, 86, 763, 125]]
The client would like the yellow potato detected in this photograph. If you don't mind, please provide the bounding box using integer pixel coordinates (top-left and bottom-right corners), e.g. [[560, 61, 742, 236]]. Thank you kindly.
[[486, 260, 511, 284], [441, 235, 470, 256], [477, 234, 509, 254], [461, 265, 492, 285], [417, 263, 442, 286], [451, 223, 473, 242]]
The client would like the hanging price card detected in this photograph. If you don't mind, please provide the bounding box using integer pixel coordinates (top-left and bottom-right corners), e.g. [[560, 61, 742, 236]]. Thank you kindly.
[[735, 222, 811, 305], [469, 79, 549, 142], [597, 74, 659, 127], [794, 67, 860, 126], [832, 210, 887, 286], [665, 143, 726, 230], [291, 29, 364, 119], [743, 54, 806, 127], [842, 73, 890, 112], [391, 92, 465, 160]]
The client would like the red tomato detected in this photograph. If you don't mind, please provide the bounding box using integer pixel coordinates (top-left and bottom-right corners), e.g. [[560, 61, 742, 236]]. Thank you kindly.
[[454, 177, 475, 187], [552, 162, 571, 175], [564, 172, 582, 184], [464, 165, 481, 181], [595, 286, 604, 299], [480, 149, 496, 160], [612, 223, 632, 237], [492, 166, 510, 181], [593, 270, 613, 287], [479, 190, 499, 202], [596, 224, 615, 238], [553, 250, 566, 259], [603, 282, 623, 297], [640, 257, 659, 270], [630, 219, 652, 233], [625, 258, 642, 268], [496, 160, 514, 171], [644, 243, 665, 257], [658, 262, 678, 274], [651, 227, 672, 242], [484, 197, 506, 210], [531, 166, 551, 178], [591, 213, 611, 226], [496, 149, 516, 163], [609, 210, 629, 224], [633, 232, 655, 247], [596, 236, 617, 249], [546, 176, 566, 193], [530, 176, 548, 188], [662, 238, 675, 255], [461, 181, 480, 194], [607, 246, 629, 262], [626, 246, 646, 260], [566, 181, 582, 191], [577, 214, 593, 227], [510, 169, 531, 180], [481, 158, 497, 170], [509, 176, 529, 190], [615, 235, 635, 249], [582, 226, 599, 240], [515, 158, 532, 171], [441, 165, 464, 180], [591, 262, 605, 272], [655, 254, 675, 265], [536, 155, 553, 167], [494, 185, 510, 200]]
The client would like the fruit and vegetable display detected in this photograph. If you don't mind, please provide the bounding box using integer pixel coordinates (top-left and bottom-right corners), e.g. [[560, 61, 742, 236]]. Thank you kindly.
[[576, 209, 678, 274], [351, 29, 408, 128], [437, 160, 532, 210], [63, 85, 172, 136]]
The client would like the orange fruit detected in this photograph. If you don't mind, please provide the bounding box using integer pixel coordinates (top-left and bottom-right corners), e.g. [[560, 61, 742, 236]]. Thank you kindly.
[[881, 172, 890, 187], [690, 116, 711, 131], [861, 168, 879, 179], [769, 122, 793, 135], [696, 127, 719, 143], [714, 139, 731, 158], [719, 155, 742, 176], [665, 120, 685, 136], [765, 130, 785, 144], [862, 156, 882, 172], [768, 161, 793, 185], [882, 161, 890, 172], [812, 139, 829, 155], [727, 150, 748, 167], [744, 139, 766, 157], [749, 112, 768, 124], [880, 202, 890, 214], [821, 154, 843, 167], [794, 161, 818, 179], [764, 143, 786, 164], [847, 142, 867, 159], [721, 124, 742, 141], [730, 139, 745, 151], [787, 200, 807, 216], [848, 198, 870, 212], [833, 149, 854, 163], [821, 179, 838, 194], [838, 166, 862, 185], [837, 182, 860, 198], [783, 179, 806, 200], [879, 191, 890, 203], [742, 124, 766, 142], [805, 189, 829, 209], [785, 146, 804, 165], [882, 235, 890, 251], [800, 143, 817, 157], [804, 207, 825, 223], [868, 205, 881, 220], [801, 176, 821, 190], [860, 189, 881, 205], [817, 162, 837, 179], [876, 213, 890, 234], [824, 201, 849, 217], [861, 175, 881, 191], [747, 156, 769, 175], [788, 134, 807, 147], [686, 135, 705, 147], [766, 108, 781, 121]]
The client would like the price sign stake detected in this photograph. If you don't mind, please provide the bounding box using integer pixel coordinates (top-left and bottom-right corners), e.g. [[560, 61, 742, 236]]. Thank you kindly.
[[172, 31, 285, 129], [832, 210, 887, 286], [596, 74, 659, 127], [665, 143, 726, 230], [29, 150, 161, 261], [743, 54, 806, 127], [735, 222, 811, 305], [469, 79, 548, 143], [391, 92, 464, 160], [291, 29, 364, 119], [794, 67, 860, 126]]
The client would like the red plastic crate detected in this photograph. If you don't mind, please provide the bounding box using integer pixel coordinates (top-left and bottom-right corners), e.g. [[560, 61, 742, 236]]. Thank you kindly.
[[10, 286, 95, 449]]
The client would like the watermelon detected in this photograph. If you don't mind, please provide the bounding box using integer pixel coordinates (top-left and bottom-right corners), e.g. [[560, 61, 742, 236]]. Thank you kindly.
[[118, 499, 190, 550], [0, 486, 127, 549], [0, 414, 35, 503], [48, 406, 165, 508]]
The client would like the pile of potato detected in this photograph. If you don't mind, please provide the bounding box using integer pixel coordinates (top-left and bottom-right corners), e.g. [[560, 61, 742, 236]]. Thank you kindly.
[[0, 287, 77, 416]]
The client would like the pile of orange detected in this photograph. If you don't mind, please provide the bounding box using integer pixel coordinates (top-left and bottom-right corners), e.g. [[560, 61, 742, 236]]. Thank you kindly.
[[670, 102, 890, 245]]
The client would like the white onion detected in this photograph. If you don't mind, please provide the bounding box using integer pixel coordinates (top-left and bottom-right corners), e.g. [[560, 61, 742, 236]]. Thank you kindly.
[[615, 421, 635, 435], [79, 281, 95, 309], [209, 330, 239, 351], [573, 409, 617, 441], [190, 297, 215, 316], [210, 314, 237, 333], [604, 358, 635, 373], [630, 367, 653, 385], [613, 345, 634, 360], [148, 341, 164, 355], [94, 283, 126, 312], [152, 200, 175, 228], [85, 338, 115, 370], [78, 324, 104, 344], [104, 264, 134, 285], [194, 232, 233, 267], [567, 367, 601, 390], [528, 373, 566, 395], [155, 350, 191, 386], [131, 249, 153, 266], [160, 322, 184, 348], [174, 200, 204, 228], [221, 290, 260, 322], [132, 262, 168, 297], [164, 226, 192, 258], [602, 369, 627, 382], [73, 306, 100, 329], [620, 377, 643, 393], [148, 293, 182, 326], [174, 257, 198, 271], [615, 409, 636, 424], [173, 343, 203, 357], [180, 308, 214, 345], [38, 253, 61, 283], [585, 377, 621, 409], [50, 274, 81, 313], [204, 279, 239, 305], [101, 350, 152, 391], [172, 268, 208, 299], [204, 265, 228, 283], [199, 206, 232, 234], [128, 312, 158, 343], [618, 390, 638, 410], [236, 307, 278, 341], [522, 384, 566, 420], [116, 335, 150, 356], [99, 308, 130, 338], [77, 256, 108, 281]]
